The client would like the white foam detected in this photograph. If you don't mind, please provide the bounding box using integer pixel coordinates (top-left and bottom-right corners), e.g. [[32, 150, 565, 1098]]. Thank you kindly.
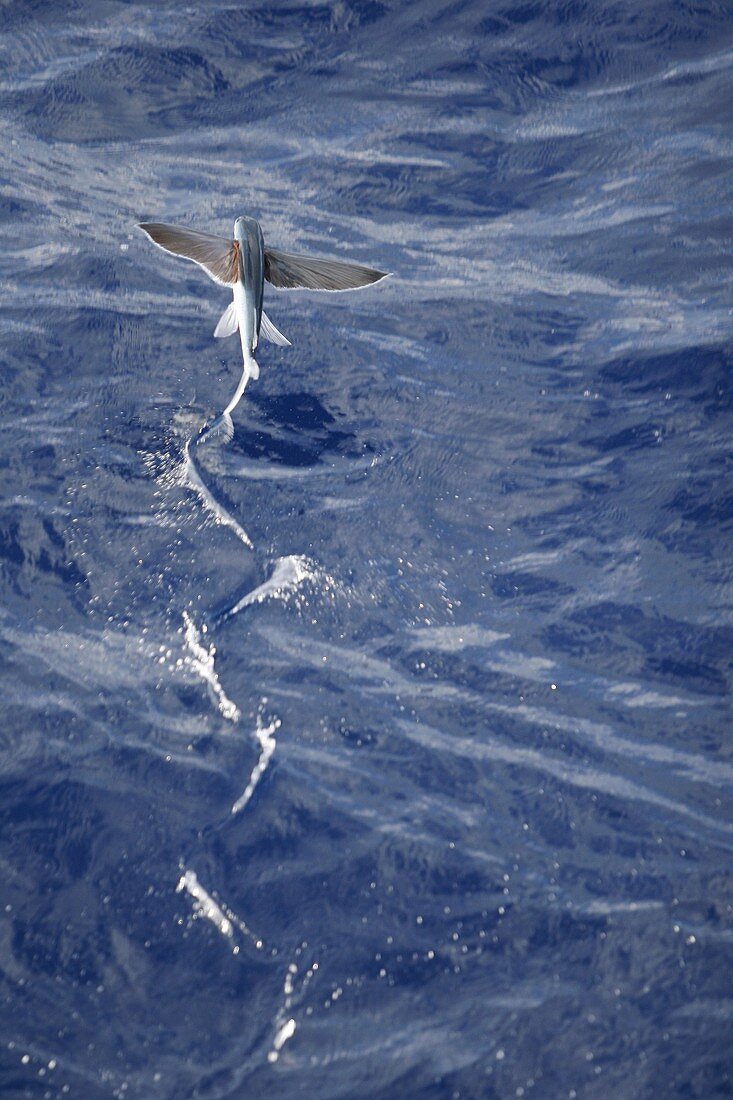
[[232, 713, 281, 815], [182, 611, 240, 722], [606, 682, 702, 710], [183, 437, 254, 550], [176, 869, 233, 939], [409, 624, 509, 652], [226, 555, 311, 619], [266, 956, 318, 1064], [176, 867, 263, 952], [267, 1018, 296, 1063]]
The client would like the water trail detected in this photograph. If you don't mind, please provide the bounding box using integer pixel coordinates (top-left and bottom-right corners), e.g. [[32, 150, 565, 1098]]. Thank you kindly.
[[221, 555, 311, 622], [268, 1018, 296, 1063], [232, 712, 281, 815], [182, 610, 240, 722], [183, 427, 254, 549], [176, 867, 263, 953], [174, 369, 315, 1008], [267, 954, 320, 1064]]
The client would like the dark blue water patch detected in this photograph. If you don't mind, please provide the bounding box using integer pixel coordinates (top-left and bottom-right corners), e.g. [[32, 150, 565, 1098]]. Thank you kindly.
[[544, 601, 733, 695], [0, 511, 87, 599], [668, 482, 733, 529], [198, 0, 389, 47], [491, 569, 575, 601], [0, 0, 80, 31], [13, 46, 230, 142], [40, 255, 131, 295], [0, 768, 269, 1074], [0, 193, 38, 224], [203, 0, 335, 39], [228, 388, 363, 465], [7, 2, 397, 144], [599, 342, 733, 408], [583, 420, 666, 455], [335, 162, 514, 220]]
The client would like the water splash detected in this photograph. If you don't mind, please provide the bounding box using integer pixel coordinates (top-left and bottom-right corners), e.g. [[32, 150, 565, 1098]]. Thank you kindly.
[[268, 1017, 296, 1064], [183, 433, 254, 550], [182, 610, 240, 722], [222, 555, 312, 621], [232, 711, 281, 815], [177, 868, 234, 939], [176, 867, 263, 954], [267, 955, 319, 1064]]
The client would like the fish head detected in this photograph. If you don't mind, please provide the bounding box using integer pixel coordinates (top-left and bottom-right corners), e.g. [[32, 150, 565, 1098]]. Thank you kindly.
[[233, 215, 260, 241], [233, 216, 264, 268]]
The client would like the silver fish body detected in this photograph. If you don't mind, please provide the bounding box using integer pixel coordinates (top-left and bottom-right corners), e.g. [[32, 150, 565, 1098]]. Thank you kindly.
[[233, 215, 264, 357]]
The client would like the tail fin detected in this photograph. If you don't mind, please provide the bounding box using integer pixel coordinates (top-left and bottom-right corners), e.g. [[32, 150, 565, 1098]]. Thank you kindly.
[[223, 356, 258, 417]]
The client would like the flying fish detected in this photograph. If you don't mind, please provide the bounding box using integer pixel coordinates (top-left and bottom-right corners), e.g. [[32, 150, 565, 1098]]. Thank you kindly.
[[137, 216, 389, 417]]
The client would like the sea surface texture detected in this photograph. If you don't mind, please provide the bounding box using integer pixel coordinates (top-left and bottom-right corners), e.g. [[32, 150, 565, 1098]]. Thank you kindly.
[[1, 2, 732, 1097]]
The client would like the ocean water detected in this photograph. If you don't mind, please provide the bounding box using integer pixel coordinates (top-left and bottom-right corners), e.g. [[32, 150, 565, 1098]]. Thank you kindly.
[[1, 2, 732, 1097]]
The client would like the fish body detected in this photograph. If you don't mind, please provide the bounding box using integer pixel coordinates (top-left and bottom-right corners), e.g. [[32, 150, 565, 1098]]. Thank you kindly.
[[229, 216, 265, 400], [137, 216, 389, 417], [233, 215, 264, 358]]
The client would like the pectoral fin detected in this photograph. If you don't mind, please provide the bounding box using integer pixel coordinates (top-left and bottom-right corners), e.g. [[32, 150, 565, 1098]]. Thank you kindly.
[[214, 301, 238, 338], [264, 248, 389, 291], [260, 310, 291, 346], [137, 222, 239, 286]]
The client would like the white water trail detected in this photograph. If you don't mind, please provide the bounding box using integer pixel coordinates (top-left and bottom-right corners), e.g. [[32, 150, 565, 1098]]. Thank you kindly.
[[224, 555, 311, 621], [268, 1017, 297, 1063], [232, 713, 281, 815], [176, 867, 263, 953], [265, 959, 310, 1060], [267, 956, 319, 1064], [183, 434, 254, 549], [182, 610, 240, 722], [177, 868, 233, 938]]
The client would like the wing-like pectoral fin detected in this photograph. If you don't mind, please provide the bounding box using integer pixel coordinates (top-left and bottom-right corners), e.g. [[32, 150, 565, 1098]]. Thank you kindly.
[[260, 310, 291, 346], [264, 248, 390, 291], [214, 302, 238, 338], [137, 222, 239, 286]]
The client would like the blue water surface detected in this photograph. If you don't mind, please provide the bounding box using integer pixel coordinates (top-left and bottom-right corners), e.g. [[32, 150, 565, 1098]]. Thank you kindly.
[[1, 2, 732, 1097]]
